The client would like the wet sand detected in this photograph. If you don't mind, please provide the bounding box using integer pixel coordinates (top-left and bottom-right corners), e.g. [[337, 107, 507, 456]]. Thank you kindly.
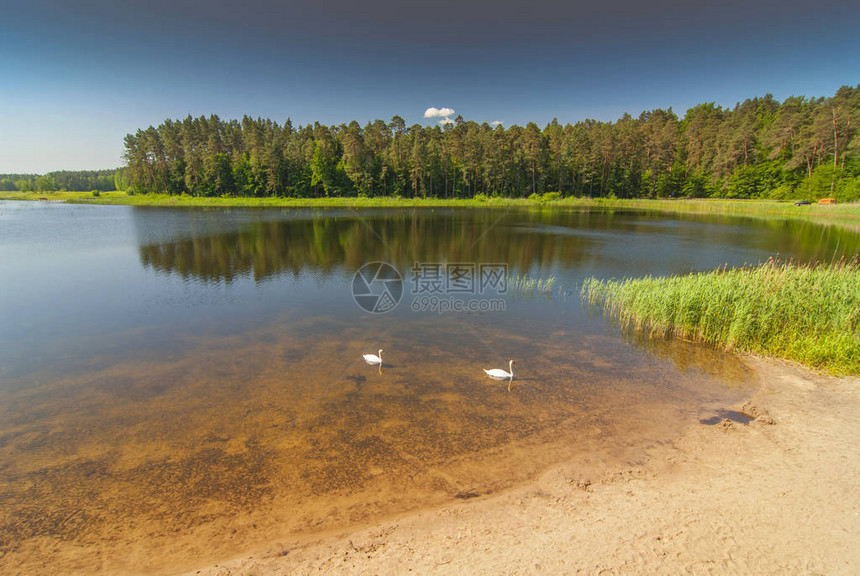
[[184, 357, 860, 575]]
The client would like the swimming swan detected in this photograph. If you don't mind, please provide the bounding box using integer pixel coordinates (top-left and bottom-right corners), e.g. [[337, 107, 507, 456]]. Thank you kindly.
[[363, 349, 383, 366], [484, 359, 515, 380]]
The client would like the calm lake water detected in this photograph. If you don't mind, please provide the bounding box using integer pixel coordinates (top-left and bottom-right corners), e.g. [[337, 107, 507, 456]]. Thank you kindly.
[[1, 200, 858, 574]]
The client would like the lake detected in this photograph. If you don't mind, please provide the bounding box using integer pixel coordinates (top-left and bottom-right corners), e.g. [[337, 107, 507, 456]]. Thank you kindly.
[[1, 201, 857, 574]]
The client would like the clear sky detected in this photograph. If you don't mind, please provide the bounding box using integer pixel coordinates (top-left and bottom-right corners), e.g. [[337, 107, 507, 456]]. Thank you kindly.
[[1, 0, 858, 174]]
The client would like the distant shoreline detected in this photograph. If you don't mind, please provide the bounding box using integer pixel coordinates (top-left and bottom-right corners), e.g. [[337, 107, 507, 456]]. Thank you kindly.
[[4, 192, 860, 233], [1, 190, 857, 210]]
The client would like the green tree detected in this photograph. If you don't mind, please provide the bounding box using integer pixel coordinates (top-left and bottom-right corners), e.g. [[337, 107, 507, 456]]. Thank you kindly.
[[520, 122, 545, 197], [118, 85, 859, 201], [35, 175, 57, 192]]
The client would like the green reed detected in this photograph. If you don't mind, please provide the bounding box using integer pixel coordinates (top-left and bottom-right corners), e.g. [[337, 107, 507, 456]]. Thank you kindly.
[[511, 274, 558, 296], [581, 258, 860, 375]]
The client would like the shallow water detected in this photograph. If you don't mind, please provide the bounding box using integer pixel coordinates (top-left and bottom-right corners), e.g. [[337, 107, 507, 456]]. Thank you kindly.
[[1, 201, 857, 574]]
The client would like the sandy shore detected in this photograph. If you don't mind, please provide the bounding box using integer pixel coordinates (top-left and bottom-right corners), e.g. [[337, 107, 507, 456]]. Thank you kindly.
[[184, 357, 860, 575]]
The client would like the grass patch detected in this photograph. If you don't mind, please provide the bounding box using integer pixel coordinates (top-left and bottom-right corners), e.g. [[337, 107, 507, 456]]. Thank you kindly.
[[0, 191, 559, 208], [581, 258, 860, 375], [594, 197, 860, 217], [591, 198, 860, 233], [0, 190, 129, 202]]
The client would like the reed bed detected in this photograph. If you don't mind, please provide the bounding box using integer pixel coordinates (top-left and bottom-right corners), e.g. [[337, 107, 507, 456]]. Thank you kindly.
[[511, 274, 558, 296], [581, 258, 860, 375]]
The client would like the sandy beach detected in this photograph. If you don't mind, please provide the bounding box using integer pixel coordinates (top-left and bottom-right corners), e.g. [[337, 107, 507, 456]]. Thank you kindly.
[[184, 357, 859, 575]]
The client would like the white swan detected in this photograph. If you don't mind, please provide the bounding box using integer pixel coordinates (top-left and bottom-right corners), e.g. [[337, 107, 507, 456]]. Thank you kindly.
[[363, 349, 383, 366], [484, 359, 515, 380]]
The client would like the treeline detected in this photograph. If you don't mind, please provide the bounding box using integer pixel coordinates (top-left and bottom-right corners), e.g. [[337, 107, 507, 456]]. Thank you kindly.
[[122, 86, 860, 200], [0, 170, 118, 192]]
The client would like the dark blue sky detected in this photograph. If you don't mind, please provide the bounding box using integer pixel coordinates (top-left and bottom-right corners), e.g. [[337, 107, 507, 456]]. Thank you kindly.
[[2, 0, 858, 173]]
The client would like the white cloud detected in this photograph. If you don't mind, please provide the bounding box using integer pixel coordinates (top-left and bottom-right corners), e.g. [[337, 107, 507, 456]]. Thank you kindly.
[[490, 120, 503, 126], [424, 107, 455, 118], [439, 117, 454, 125]]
